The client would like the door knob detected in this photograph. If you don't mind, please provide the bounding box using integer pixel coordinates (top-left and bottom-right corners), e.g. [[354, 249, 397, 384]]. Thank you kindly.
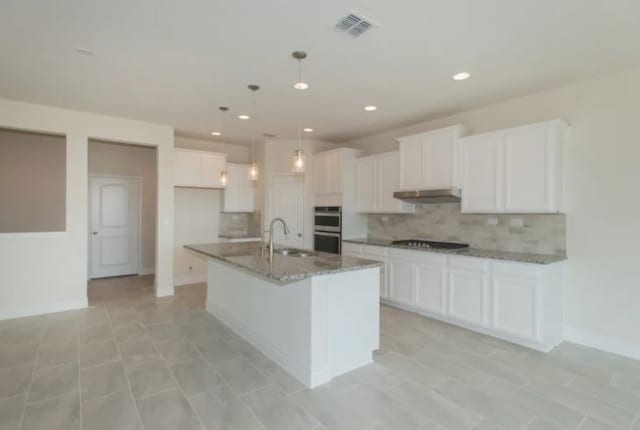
[[91, 232, 98, 235], [297, 233, 302, 237]]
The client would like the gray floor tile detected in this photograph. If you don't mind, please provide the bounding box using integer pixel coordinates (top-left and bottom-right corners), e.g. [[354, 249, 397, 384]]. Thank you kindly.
[[526, 417, 566, 430], [36, 339, 78, 369], [415, 350, 493, 387], [155, 337, 201, 365], [171, 358, 225, 396], [21, 392, 80, 430], [148, 321, 183, 341], [435, 380, 533, 429], [119, 338, 162, 367], [526, 378, 637, 429], [79, 323, 113, 344], [40, 321, 78, 345], [213, 357, 270, 395], [113, 322, 148, 343], [191, 385, 261, 430], [79, 338, 119, 368], [228, 337, 271, 365], [482, 379, 584, 429], [578, 416, 624, 430], [568, 375, 640, 413], [81, 361, 128, 401], [290, 385, 380, 430], [444, 350, 528, 386], [126, 360, 177, 400], [0, 323, 44, 346], [136, 389, 202, 430], [82, 391, 142, 430], [0, 342, 38, 368], [196, 338, 241, 364], [385, 381, 483, 430], [251, 358, 305, 395], [0, 363, 33, 398], [0, 395, 25, 430], [242, 384, 320, 430], [329, 361, 404, 392], [28, 362, 79, 403], [375, 352, 449, 388]]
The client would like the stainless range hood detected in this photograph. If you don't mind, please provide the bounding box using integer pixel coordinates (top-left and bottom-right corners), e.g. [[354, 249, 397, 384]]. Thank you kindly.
[[393, 188, 461, 204]]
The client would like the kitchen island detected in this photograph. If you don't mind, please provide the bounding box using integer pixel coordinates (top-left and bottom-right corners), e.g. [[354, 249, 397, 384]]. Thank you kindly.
[[185, 242, 381, 388]]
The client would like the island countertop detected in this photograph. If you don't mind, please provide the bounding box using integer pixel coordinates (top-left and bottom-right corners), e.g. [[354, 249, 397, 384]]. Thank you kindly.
[[185, 242, 382, 284]]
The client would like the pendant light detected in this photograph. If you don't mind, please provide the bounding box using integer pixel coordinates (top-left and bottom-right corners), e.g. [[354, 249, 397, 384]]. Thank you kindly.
[[217, 106, 230, 186], [247, 84, 260, 181], [292, 51, 308, 174]]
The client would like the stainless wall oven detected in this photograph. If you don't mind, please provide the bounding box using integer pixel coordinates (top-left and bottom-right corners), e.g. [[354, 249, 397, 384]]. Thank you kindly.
[[314, 206, 341, 254]]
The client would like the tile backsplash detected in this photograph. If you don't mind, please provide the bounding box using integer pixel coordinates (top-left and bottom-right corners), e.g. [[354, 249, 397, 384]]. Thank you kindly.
[[219, 211, 261, 237], [368, 203, 566, 255]]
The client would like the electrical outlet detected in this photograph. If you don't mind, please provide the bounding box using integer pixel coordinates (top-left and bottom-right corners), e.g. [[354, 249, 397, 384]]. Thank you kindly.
[[381, 216, 389, 223], [486, 217, 498, 226], [510, 218, 524, 227], [188, 266, 193, 271]]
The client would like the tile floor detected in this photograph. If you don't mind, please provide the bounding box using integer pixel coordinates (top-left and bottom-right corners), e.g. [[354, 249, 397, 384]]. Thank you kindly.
[[1, 275, 639, 430]]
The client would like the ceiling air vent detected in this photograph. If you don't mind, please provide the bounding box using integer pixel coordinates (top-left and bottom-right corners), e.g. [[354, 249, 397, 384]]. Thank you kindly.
[[335, 13, 374, 37]]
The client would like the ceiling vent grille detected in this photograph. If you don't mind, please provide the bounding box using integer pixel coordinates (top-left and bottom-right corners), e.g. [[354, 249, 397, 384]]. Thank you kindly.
[[335, 13, 374, 37]]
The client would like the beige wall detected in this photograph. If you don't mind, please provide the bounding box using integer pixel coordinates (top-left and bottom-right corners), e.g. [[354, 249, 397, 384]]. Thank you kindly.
[[88, 140, 157, 273], [0, 98, 174, 319], [342, 66, 640, 359], [0, 129, 66, 233]]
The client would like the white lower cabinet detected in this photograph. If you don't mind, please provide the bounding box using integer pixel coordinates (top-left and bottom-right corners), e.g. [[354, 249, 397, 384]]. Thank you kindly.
[[447, 256, 490, 327], [345, 240, 566, 352]]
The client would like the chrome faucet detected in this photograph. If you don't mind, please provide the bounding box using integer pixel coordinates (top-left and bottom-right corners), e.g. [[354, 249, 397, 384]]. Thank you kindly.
[[268, 217, 289, 261]]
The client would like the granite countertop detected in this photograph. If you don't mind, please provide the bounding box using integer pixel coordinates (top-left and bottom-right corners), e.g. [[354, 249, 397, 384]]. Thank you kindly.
[[343, 238, 567, 265], [185, 242, 382, 284]]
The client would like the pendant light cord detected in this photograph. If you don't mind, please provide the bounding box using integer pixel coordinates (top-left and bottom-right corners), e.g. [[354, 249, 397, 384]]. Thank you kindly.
[[252, 91, 256, 164]]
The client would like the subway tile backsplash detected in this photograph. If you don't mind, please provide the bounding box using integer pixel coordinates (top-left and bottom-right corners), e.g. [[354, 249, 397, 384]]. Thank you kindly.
[[367, 203, 566, 255], [219, 211, 261, 237]]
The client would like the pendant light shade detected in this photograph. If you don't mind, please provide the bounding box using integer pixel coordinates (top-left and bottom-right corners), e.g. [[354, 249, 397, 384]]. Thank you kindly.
[[217, 106, 229, 187], [247, 85, 260, 181], [291, 51, 308, 174]]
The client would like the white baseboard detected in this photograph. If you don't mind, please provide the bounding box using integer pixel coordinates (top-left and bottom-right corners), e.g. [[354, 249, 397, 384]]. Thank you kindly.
[[0, 298, 88, 321], [174, 273, 206, 286], [565, 327, 640, 360], [138, 267, 155, 276]]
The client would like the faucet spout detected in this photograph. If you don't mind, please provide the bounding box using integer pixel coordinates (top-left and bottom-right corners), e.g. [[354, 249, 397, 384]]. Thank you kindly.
[[268, 217, 290, 261]]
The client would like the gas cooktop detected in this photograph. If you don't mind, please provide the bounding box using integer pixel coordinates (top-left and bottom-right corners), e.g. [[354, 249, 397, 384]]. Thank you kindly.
[[391, 239, 470, 250]]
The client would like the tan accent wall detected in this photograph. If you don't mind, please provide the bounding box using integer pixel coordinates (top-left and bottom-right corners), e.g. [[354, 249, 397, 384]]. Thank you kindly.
[[0, 128, 66, 233], [88, 140, 157, 273]]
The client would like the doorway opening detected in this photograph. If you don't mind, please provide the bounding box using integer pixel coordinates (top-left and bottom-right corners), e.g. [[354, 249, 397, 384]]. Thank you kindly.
[[87, 140, 157, 287]]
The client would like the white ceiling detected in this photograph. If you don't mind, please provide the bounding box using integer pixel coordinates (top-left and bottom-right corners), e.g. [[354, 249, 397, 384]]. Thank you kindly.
[[1, 0, 639, 144]]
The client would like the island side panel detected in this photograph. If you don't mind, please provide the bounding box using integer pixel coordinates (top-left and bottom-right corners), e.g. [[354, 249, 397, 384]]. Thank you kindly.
[[205, 259, 314, 386], [310, 266, 380, 384]]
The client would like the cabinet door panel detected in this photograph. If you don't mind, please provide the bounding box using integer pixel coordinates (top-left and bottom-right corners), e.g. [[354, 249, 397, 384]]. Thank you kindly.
[[201, 153, 226, 188], [448, 269, 489, 326], [356, 157, 376, 212], [224, 164, 254, 212], [424, 131, 456, 188], [389, 259, 415, 305], [492, 276, 538, 341], [377, 152, 413, 213], [174, 150, 201, 186], [504, 125, 552, 212], [416, 262, 447, 315], [364, 253, 388, 299], [398, 136, 423, 190], [326, 152, 343, 194], [461, 133, 502, 212], [313, 153, 327, 194]]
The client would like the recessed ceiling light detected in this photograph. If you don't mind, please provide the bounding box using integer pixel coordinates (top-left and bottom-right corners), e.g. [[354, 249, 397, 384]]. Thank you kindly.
[[303, 128, 313, 133], [364, 105, 377, 112], [238, 114, 250, 120], [452, 72, 471, 81], [293, 82, 309, 90], [211, 131, 221, 136]]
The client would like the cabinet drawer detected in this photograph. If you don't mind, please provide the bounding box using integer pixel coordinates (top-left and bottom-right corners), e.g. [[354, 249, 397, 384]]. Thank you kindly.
[[362, 245, 388, 258], [449, 255, 489, 272], [492, 261, 540, 279], [342, 242, 363, 256]]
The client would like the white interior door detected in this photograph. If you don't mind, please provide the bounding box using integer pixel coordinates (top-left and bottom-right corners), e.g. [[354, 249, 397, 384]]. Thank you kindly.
[[90, 176, 140, 278], [270, 175, 303, 248]]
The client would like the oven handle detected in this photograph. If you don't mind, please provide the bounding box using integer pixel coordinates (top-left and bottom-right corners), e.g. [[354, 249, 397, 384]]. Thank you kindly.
[[314, 231, 341, 238], [314, 212, 341, 217]]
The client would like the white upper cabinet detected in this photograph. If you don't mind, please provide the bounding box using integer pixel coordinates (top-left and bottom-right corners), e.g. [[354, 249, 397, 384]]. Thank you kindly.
[[223, 163, 255, 213], [314, 149, 346, 195], [355, 151, 414, 213], [398, 125, 467, 191], [174, 148, 227, 189], [461, 120, 568, 213]]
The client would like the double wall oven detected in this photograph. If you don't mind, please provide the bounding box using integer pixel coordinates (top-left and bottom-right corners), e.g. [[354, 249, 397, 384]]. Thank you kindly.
[[314, 206, 341, 254]]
